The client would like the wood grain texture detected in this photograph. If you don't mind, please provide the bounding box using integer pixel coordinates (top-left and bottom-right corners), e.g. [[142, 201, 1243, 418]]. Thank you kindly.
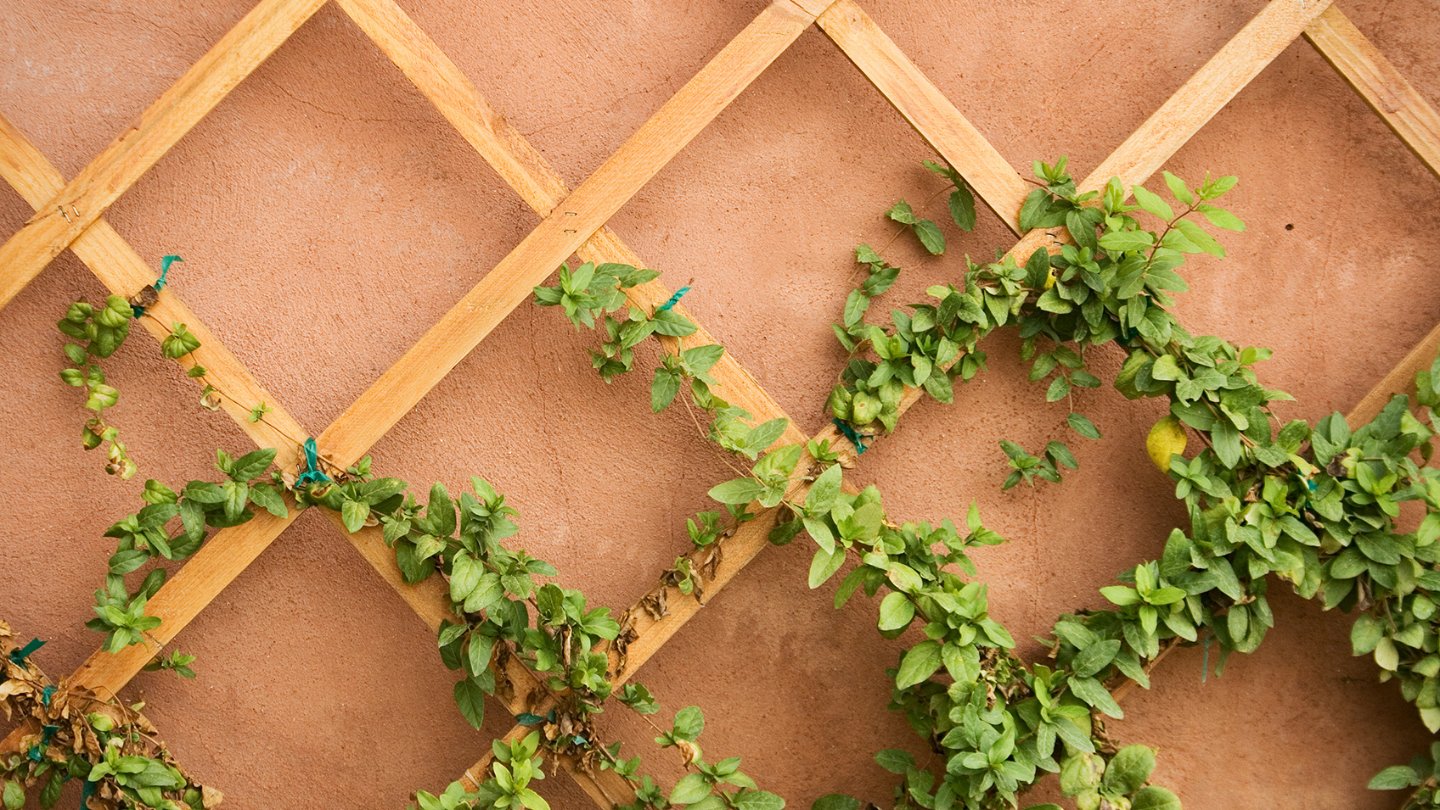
[[1083, 0, 1333, 190], [321, 0, 815, 468], [816, 0, 1029, 231], [1305, 5, 1440, 181], [0, 0, 326, 310], [0, 114, 307, 460]]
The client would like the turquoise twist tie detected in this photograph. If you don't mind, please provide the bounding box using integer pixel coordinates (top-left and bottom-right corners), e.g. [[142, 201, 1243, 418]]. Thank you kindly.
[[41, 685, 55, 706], [516, 712, 547, 726], [9, 637, 44, 665], [28, 724, 58, 762], [296, 438, 331, 486], [132, 254, 183, 317], [833, 418, 869, 455], [655, 285, 691, 314]]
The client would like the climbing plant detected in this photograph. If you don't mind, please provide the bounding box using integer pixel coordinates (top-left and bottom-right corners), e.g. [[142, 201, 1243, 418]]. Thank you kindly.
[[4, 264, 782, 810], [10, 158, 1440, 810], [537, 159, 1440, 810]]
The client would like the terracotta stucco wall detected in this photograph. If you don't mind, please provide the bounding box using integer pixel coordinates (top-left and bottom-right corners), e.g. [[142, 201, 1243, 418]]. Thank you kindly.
[[3, 1, 1440, 807]]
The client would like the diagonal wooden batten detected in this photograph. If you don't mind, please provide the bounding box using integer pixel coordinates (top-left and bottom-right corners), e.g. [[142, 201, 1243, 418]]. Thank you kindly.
[[800, 0, 1336, 460], [0, 0, 327, 311], [1305, 5, 1440, 182], [815, 0, 1028, 231], [0, 114, 307, 458], [1083, 0, 1333, 188], [318, 0, 817, 468]]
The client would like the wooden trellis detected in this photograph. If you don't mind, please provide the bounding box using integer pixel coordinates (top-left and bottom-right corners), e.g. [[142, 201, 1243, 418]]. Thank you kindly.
[[2, 0, 1439, 805]]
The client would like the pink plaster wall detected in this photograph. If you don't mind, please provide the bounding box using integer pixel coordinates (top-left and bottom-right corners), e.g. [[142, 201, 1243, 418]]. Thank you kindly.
[[2, 1, 1439, 808]]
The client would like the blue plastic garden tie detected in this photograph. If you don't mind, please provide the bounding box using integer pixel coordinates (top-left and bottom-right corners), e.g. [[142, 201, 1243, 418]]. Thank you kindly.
[[516, 713, 547, 726], [28, 724, 58, 762], [833, 419, 868, 455], [132, 254, 183, 317], [573, 735, 587, 746], [296, 438, 331, 486], [655, 285, 691, 313], [9, 637, 44, 665], [41, 685, 55, 706]]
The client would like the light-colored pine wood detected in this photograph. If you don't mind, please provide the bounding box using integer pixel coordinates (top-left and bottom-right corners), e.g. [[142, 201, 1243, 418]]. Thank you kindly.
[[1346, 321, 1440, 426], [0, 0, 326, 311], [320, 0, 815, 468], [1083, 0, 1332, 189], [1305, 5, 1440, 181], [339, 0, 806, 435], [0, 114, 307, 461], [815, 0, 1029, 230]]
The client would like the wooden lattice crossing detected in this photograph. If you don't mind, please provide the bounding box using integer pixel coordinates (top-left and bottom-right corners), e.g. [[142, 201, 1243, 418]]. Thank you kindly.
[[2, 0, 1439, 804]]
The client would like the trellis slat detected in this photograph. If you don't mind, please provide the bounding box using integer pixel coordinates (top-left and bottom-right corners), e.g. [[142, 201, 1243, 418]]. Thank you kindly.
[[0, 0, 327, 310]]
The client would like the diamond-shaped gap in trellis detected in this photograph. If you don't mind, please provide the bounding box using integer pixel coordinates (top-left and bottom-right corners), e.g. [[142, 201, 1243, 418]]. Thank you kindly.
[[361, 287, 746, 615], [848, 0, 1270, 173], [586, 531, 924, 806], [1111, 585, 1430, 807], [606, 23, 1019, 429], [123, 509, 510, 807], [89, 2, 543, 433]]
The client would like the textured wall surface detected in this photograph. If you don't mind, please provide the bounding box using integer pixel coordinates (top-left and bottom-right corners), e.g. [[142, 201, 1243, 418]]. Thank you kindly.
[[2, 1, 1440, 808]]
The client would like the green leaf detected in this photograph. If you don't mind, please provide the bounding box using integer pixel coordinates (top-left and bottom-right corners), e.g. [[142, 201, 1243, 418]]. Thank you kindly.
[[709, 478, 765, 505], [808, 547, 845, 589], [895, 640, 942, 689], [805, 464, 843, 515], [912, 219, 945, 255], [3, 781, 23, 810], [1351, 613, 1383, 655], [248, 483, 288, 518], [877, 592, 914, 632], [453, 678, 487, 729], [1131, 185, 1173, 221], [1131, 787, 1181, 810], [1067, 412, 1101, 440], [670, 773, 712, 805], [341, 499, 369, 533], [1102, 745, 1156, 795], [1162, 171, 1194, 205], [1068, 675, 1123, 718], [673, 706, 705, 741], [1367, 765, 1420, 790], [734, 792, 784, 810], [812, 797, 860, 810], [886, 200, 917, 225], [1098, 230, 1155, 252], [651, 369, 681, 412], [948, 186, 976, 232], [1071, 639, 1121, 678]]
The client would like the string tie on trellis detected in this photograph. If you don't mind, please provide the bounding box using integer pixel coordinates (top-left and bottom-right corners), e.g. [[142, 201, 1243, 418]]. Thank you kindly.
[[130, 254, 183, 318], [516, 711, 553, 726], [27, 724, 58, 763], [296, 438, 331, 486], [833, 418, 869, 455], [654, 285, 691, 314], [8, 637, 44, 665]]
